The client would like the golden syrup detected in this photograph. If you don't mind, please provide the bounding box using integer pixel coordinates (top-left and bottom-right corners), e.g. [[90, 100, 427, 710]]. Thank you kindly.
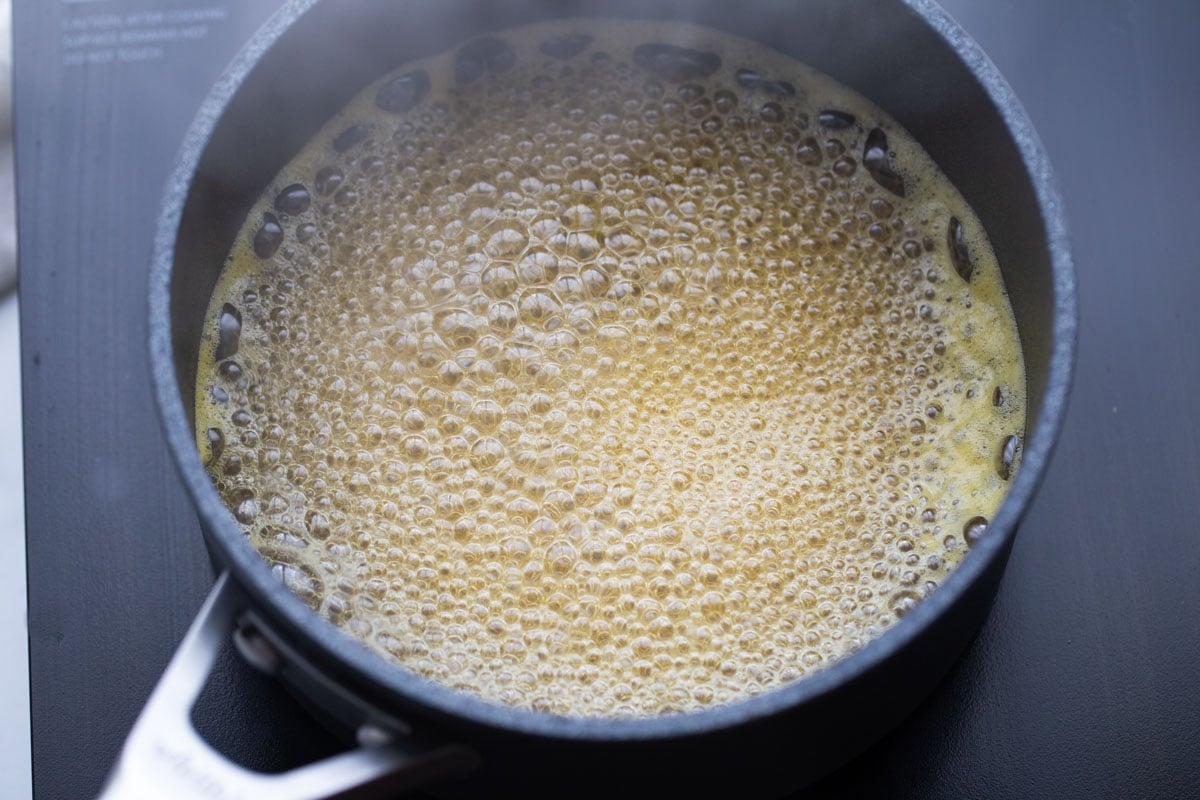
[[195, 19, 1025, 717]]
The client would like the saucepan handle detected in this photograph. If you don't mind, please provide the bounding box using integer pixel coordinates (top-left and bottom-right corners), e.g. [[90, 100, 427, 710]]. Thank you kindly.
[[98, 572, 475, 800]]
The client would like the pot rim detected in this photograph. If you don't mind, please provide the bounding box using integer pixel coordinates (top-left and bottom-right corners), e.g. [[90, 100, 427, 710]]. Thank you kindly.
[[149, 0, 1077, 743]]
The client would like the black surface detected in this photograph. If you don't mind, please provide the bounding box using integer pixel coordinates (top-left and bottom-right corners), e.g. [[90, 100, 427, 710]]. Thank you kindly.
[[17, 1, 1200, 799]]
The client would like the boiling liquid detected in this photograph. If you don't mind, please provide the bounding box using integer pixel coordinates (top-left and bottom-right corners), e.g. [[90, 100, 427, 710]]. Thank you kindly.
[[195, 19, 1025, 717]]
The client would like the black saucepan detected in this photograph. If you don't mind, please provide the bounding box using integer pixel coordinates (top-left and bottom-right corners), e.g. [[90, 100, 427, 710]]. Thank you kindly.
[[106, 0, 1075, 797]]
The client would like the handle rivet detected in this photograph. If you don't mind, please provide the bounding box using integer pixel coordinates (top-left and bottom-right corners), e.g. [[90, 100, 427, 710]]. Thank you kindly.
[[233, 620, 283, 675], [357, 723, 395, 748]]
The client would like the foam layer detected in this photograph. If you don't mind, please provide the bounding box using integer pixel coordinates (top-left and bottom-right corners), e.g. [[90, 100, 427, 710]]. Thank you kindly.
[[195, 19, 1025, 717]]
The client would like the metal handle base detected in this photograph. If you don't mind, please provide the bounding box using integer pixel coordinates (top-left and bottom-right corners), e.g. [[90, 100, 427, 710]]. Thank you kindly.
[[99, 572, 475, 800]]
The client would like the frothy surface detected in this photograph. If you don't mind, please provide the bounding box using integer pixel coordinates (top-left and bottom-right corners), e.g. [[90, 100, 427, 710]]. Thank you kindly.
[[195, 19, 1025, 717]]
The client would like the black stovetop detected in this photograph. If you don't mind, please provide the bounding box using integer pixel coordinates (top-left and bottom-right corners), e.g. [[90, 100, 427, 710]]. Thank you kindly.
[[18, 0, 1200, 797]]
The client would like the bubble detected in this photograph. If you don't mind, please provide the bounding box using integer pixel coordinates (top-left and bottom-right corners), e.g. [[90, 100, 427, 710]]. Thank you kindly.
[[471, 437, 505, 467], [633, 43, 721, 82], [947, 216, 974, 282], [481, 265, 519, 299], [796, 137, 822, 166], [305, 510, 331, 540], [455, 37, 517, 85], [361, 156, 385, 175], [580, 267, 611, 297], [863, 127, 906, 197], [547, 541, 578, 574], [517, 251, 560, 284], [204, 427, 224, 465], [235, 495, 259, 524], [270, 560, 324, 608], [963, 516, 988, 547], [436, 309, 482, 346], [375, 69, 431, 114], [403, 435, 430, 459], [296, 223, 318, 243], [539, 33, 593, 60], [314, 166, 344, 196], [486, 228, 529, 258], [734, 68, 795, 97], [332, 124, 371, 153], [832, 157, 857, 178], [817, 109, 856, 129], [700, 591, 725, 620], [470, 400, 504, 430], [518, 290, 562, 324], [215, 304, 241, 361], [273, 183, 312, 215], [253, 214, 284, 259], [997, 435, 1020, 480], [759, 102, 785, 123]]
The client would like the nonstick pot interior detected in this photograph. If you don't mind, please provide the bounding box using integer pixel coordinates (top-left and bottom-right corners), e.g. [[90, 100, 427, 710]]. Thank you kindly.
[[150, 0, 1075, 794]]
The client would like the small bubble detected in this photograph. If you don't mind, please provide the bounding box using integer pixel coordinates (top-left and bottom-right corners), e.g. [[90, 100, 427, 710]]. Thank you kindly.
[[963, 516, 988, 546], [997, 435, 1019, 480], [633, 43, 721, 82], [759, 102, 785, 123], [403, 435, 429, 459], [271, 561, 324, 608], [818, 109, 856, 129], [485, 228, 528, 258], [205, 428, 224, 465], [890, 590, 920, 618], [253, 214, 284, 259], [296, 223, 318, 243], [235, 495, 258, 524], [869, 197, 894, 219], [481, 265, 519, 299], [863, 127, 905, 197], [539, 33, 593, 60], [734, 68, 795, 97], [546, 541, 577, 574], [832, 157, 857, 177], [470, 400, 503, 430], [314, 166, 344, 196], [796, 137, 822, 166], [305, 510, 331, 540], [273, 184, 311, 215], [471, 437, 505, 467], [455, 37, 516, 85], [947, 216, 974, 281], [332, 124, 370, 153], [218, 361, 242, 381], [375, 69, 431, 113], [701, 591, 725, 620], [215, 304, 241, 361]]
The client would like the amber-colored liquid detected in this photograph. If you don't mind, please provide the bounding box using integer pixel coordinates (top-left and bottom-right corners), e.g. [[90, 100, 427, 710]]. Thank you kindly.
[[195, 19, 1025, 717]]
